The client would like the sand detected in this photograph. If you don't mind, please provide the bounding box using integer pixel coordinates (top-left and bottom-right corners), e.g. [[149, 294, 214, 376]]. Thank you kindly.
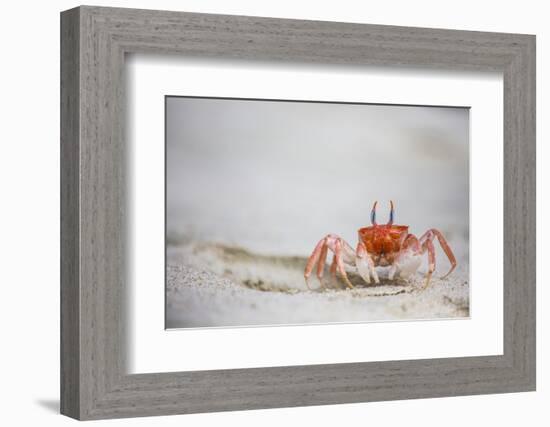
[[166, 241, 469, 329]]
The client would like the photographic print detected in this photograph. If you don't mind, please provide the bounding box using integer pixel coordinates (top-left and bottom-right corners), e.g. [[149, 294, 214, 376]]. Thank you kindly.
[[166, 96, 469, 329]]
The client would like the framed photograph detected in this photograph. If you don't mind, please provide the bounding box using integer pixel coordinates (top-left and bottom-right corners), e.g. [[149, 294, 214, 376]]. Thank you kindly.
[[60, 6, 536, 420]]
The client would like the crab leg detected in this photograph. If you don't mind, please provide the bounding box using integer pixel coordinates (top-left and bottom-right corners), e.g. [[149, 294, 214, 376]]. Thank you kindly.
[[356, 241, 379, 284], [329, 254, 338, 279], [421, 237, 436, 289], [403, 233, 422, 252], [419, 229, 457, 278], [388, 265, 398, 281], [315, 242, 329, 287], [334, 239, 354, 289], [305, 234, 356, 289], [394, 234, 422, 282], [304, 238, 326, 290]]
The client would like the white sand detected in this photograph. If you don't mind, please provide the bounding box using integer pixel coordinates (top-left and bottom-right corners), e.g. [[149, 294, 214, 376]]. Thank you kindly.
[[166, 241, 469, 329]]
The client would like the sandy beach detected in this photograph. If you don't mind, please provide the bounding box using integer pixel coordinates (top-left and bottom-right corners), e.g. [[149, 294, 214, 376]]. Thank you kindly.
[[166, 240, 469, 329]]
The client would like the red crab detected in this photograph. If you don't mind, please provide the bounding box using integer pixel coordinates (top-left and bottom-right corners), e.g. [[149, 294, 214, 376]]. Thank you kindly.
[[304, 201, 457, 289]]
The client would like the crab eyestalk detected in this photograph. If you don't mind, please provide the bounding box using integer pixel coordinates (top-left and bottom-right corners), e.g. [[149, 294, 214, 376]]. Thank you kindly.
[[387, 200, 395, 226], [370, 201, 378, 225]]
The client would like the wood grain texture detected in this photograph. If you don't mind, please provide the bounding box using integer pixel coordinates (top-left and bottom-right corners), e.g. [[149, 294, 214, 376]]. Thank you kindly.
[[60, 7, 80, 419], [60, 5, 536, 420]]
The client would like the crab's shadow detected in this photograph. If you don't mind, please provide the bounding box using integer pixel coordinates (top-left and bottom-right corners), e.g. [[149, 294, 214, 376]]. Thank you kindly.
[[307, 271, 417, 294]]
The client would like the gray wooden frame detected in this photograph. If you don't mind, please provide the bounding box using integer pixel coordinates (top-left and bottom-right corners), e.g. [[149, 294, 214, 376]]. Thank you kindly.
[[60, 5, 536, 421]]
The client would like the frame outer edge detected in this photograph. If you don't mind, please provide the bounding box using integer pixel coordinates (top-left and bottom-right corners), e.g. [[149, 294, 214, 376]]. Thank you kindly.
[[528, 35, 536, 390], [60, 6, 82, 420], [60, 6, 537, 420], [502, 34, 536, 391], [520, 34, 536, 389]]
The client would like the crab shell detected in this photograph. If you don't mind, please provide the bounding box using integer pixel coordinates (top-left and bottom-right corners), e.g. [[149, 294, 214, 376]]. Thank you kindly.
[[358, 224, 409, 267]]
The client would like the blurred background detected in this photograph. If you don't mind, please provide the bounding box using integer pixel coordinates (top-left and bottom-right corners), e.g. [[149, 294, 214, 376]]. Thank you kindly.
[[166, 97, 469, 259]]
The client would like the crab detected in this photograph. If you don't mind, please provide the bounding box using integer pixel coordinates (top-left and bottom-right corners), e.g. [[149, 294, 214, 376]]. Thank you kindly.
[[304, 201, 457, 290]]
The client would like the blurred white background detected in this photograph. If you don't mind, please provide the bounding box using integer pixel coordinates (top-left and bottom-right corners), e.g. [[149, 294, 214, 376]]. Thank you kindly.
[[0, 0, 545, 426], [167, 97, 469, 256]]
